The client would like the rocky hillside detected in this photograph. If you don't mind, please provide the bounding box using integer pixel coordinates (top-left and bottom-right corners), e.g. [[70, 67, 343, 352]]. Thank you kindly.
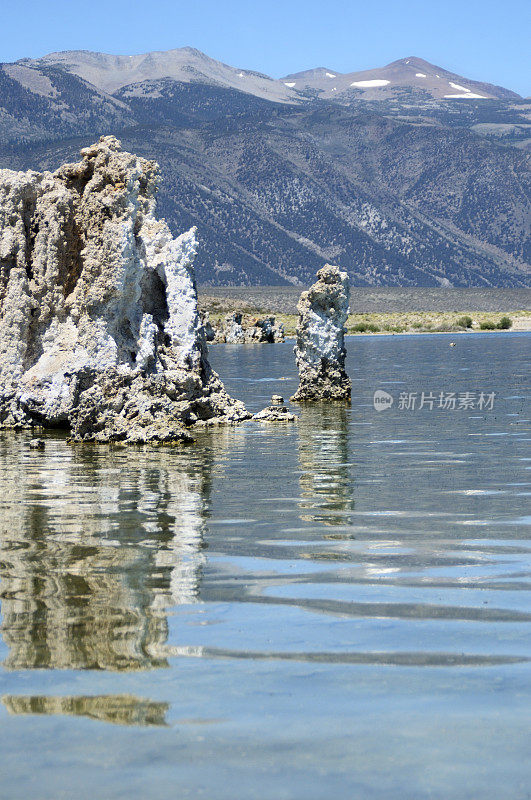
[[0, 48, 529, 286]]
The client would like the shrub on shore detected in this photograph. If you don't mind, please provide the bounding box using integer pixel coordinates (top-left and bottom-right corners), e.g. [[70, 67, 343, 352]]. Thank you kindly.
[[351, 322, 380, 333], [456, 315, 473, 328], [479, 317, 513, 330]]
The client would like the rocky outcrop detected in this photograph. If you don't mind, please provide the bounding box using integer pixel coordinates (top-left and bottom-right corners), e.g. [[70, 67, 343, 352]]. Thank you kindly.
[[0, 136, 249, 442], [252, 394, 297, 422], [223, 312, 245, 343], [201, 311, 216, 342], [246, 315, 285, 343], [212, 313, 285, 344], [290, 265, 351, 402], [252, 404, 297, 422]]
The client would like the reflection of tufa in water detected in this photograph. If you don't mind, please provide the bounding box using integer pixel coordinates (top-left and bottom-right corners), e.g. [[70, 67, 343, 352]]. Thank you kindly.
[[0, 435, 217, 671], [297, 404, 355, 525], [2, 694, 169, 727]]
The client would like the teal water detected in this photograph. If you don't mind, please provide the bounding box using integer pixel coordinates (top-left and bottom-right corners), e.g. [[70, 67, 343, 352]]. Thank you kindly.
[[0, 333, 529, 799]]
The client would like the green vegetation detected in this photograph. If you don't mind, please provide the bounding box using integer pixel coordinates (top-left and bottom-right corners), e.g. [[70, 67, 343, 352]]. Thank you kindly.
[[456, 315, 473, 328], [480, 316, 512, 330], [352, 322, 380, 333]]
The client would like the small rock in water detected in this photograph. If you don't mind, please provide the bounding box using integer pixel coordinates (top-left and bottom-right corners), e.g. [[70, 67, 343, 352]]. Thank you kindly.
[[252, 405, 297, 422], [450, 342, 456, 347], [271, 394, 284, 404], [29, 439, 45, 450]]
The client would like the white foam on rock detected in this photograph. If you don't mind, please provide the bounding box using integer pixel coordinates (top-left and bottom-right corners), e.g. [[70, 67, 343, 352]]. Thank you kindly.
[[350, 79, 390, 88]]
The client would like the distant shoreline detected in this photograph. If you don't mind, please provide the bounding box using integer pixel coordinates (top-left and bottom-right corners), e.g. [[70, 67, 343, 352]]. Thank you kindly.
[[199, 288, 531, 337], [209, 329, 531, 343]]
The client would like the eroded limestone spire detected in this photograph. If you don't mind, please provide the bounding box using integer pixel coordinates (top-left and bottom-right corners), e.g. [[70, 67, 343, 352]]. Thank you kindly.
[[291, 265, 351, 402]]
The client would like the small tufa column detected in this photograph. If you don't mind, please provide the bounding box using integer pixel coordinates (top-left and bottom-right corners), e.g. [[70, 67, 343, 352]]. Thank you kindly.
[[290, 265, 351, 402]]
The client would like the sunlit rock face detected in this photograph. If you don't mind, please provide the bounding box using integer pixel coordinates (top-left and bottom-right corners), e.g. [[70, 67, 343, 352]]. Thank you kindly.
[[0, 136, 248, 442], [291, 265, 351, 402]]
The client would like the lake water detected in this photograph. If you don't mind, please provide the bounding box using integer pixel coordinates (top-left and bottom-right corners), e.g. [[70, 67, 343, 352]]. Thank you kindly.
[[0, 333, 529, 799]]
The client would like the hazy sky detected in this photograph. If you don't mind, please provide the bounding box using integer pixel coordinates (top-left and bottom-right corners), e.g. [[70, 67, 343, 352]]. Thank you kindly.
[[2, 0, 529, 95]]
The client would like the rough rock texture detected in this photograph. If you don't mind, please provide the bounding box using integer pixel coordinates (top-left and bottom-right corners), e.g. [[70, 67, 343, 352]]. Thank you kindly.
[[214, 313, 285, 343], [252, 404, 297, 422], [291, 265, 351, 402], [223, 313, 245, 344], [200, 311, 216, 342], [0, 136, 249, 442]]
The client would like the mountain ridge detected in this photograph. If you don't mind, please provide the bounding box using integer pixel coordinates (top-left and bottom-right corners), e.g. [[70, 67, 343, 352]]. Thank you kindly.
[[0, 46, 529, 287], [282, 56, 521, 100], [15, 48, 524, 101]]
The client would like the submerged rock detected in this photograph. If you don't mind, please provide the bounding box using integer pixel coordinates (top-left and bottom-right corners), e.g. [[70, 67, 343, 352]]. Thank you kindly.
[[0, 136, 249, 443], [290, 265, 351, 402]]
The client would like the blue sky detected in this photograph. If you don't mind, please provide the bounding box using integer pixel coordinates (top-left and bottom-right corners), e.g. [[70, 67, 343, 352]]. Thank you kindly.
[[2, 0, 529, 95]]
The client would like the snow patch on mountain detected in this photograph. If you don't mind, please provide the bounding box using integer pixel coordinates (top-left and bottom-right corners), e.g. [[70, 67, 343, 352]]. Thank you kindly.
[[449, 82, 471, 92], [350, 79, 390, 88], [444, 93, 487, 99]]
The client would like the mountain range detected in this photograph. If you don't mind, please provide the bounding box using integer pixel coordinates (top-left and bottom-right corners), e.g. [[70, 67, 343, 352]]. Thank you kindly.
[[0, 47, 529, 286]]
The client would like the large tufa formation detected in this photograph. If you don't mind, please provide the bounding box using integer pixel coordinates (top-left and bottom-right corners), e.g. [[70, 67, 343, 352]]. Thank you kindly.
[[0, 136, 249, 443], [291, 265, 351, 402]]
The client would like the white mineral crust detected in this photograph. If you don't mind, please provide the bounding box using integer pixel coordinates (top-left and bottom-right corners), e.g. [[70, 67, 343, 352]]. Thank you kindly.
[[291, 265, 351, 402], [0, 136, 249, 441]]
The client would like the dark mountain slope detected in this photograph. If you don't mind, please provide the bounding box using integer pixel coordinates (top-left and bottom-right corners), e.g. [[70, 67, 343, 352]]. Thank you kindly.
[[4, 105, 528, 286], [0, 48, 528, 287], [0, 63, 133, 146]]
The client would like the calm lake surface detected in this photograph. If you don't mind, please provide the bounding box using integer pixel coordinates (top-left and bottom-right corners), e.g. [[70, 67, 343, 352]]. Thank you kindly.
[[0, 333, 529, 800]]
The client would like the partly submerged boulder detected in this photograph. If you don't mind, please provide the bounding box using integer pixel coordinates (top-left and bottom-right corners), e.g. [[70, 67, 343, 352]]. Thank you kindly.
[[290, 265, 351, 402], [0, 136, 249, 442], [252, 404, 297, 422]]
